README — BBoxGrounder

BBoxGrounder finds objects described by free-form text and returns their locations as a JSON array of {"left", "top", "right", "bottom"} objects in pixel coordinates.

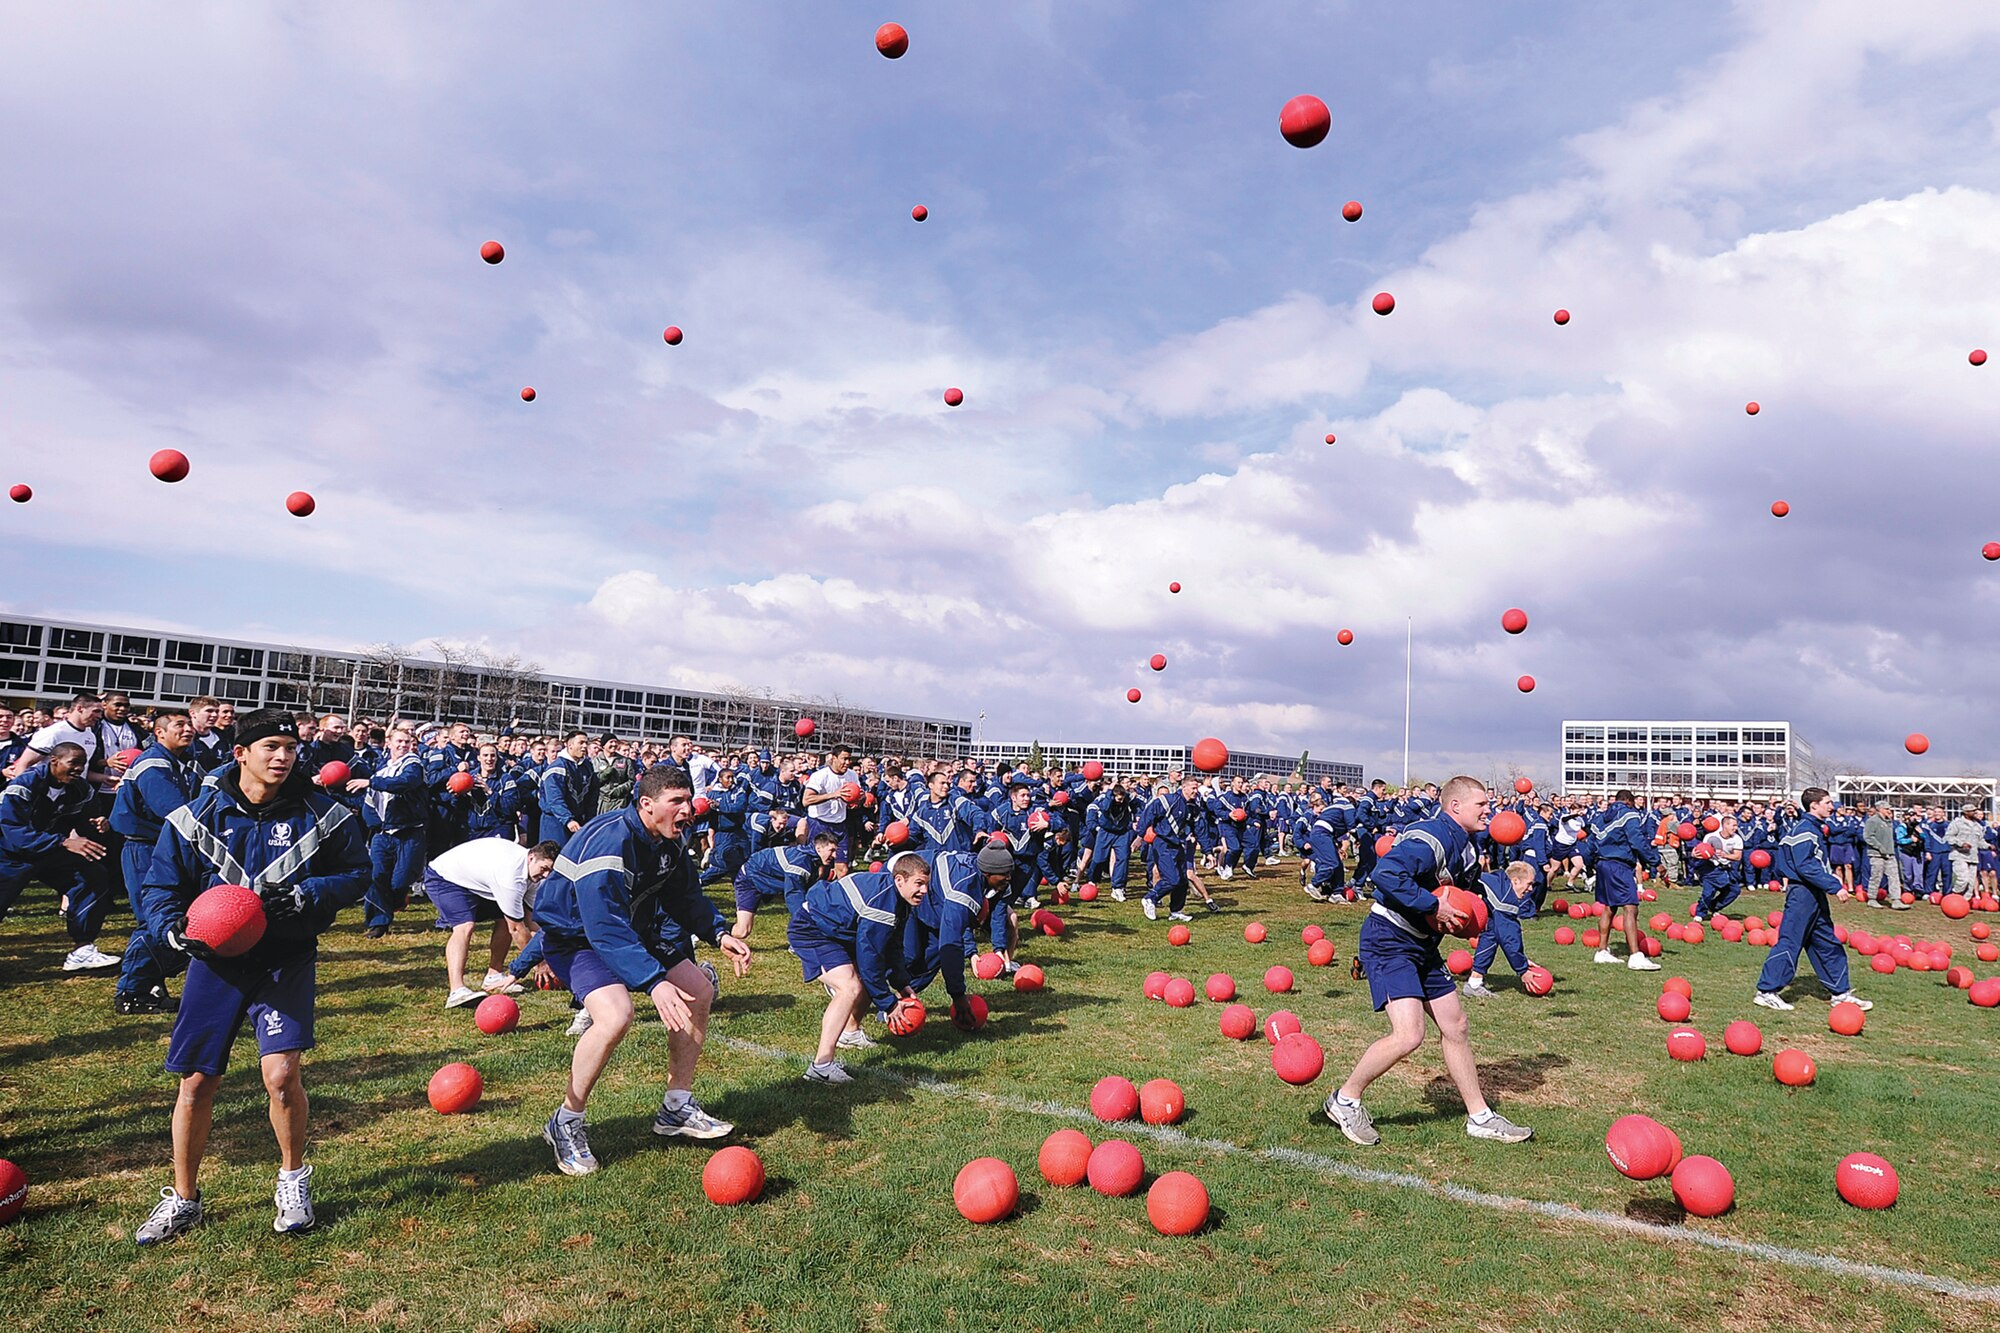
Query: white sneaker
[
  {"left": 1001, "top": 960, "right": 1021, "bottom": 976},
  {"left": 1111, "top": 887, "right": 1125, "bottom": 902},
  {"left": 1168, "top": 912, "right": 1193, "bottom": 923},
  {"left": 63, "top": 943, "right": 123, "bottom": 971},
  {"left": 1463, "top": 980, "right": 1496, "bottom": 998},
  {"left": 1626, "top": 955, "right": 1661, "bottom": 972},
  {"left": 445, "top": 987, "right": 483, "bottom": 1009},
  {"left": 1592, "top": 949, "right": 1619, "bottom": 965},
  {"left": 1142, "top": 898, "right": 1157, "bottom": 920},
  {"left": 805, "top": 1060, "right": 854, "bottom": 1085},
  {"left": 1219, "top": 866, "right": 1233, "bottom": 881},
  {"left": 135, "top": 1188, "right": 203, "bottom": 1245},
  {"left": 1753, "top": 991, "right": 1794, "bottom": 1011},
  {"left": 836, "top": 1027, "right": 878, "bottom": 1050},
  {"left": 565, "top": 1009, "right": 594, "bottom": 1036},
  {"left": 1466, "top": 1110, "right": 1533, "bottom": 1143},
  {"left": 482, "top": 970, "right": 526, "bottom": 995},
  {"left": 1829, "top": 991, "right": 1874, "bottom": 1012},
  {"left": 273, "top": 1166, "right": 315, "bottom": 1234}
]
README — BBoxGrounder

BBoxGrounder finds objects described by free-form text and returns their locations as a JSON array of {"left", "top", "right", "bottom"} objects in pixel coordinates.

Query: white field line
[{"left": 717, "top": 1036, "right": 2000, "bottom": 1305}]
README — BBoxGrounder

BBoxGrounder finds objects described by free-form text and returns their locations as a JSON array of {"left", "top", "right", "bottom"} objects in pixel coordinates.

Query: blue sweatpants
[
  {"left": 1088, "top": 833, "right": 1130, "bottom": 890},
  {"left": 115, "top": 841, "right": 186, "bottom": 998},
  {"left": 1472, "top": 910, "right": 1528, "bottom": 975},
  {"left": 1145, "top": 845, "right": 1190, "bottom": 912},
  {"left": 365, "top": 830, "right": 427, "bottom": 929},
  {"left": 1755, "top": 882, "right": 1851, "bottom": 996},
  {"left": 700, "top": 832, "right": 750, "bottom": 887},
  {"left": 1694, "top": 871, "right": 1744, "bottom": 918}
]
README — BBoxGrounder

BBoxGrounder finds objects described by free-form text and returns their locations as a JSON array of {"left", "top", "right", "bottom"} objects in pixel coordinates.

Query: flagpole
[{"left": 1403, "top": 617, "right": 1412, "bottom": 788}]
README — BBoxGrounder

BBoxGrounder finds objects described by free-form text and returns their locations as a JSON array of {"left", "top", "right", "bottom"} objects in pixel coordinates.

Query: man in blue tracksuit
[
  {"left": 111, "top": 710, "right": 205, "bottom": 1013},
  {"left": 990, "top": 780, "right": 1048, "bottom": 912},
  {"left": 789, "top": 851, "right": 932, "bottom": 1084},
  {"left": 1305, "top": 789, "right": 1351, "bottom": 901},
  {"left": 1136, "top": 774, "right": 1207, "bottom": 922},
  {"left": 1324, "top": 776, "right": 1532, "bottom": 1148},
  {"left": 1754, "top": 787, "right": 1874, "bottom": 1013},
  {"left": 729, "top": 832, "right": 836, "bottom": 941},
  {"left": 1208, "top": 778, "right": 1248, "bottom": 879},
  {"left": 130, "top": 708, "right": 371, "bottom": 1245},
  {"left": 464, "top": 743, "right": 530, "bottom": 841},
  {"left": 0, "top": 742, "right": 124, "bottom": 974},
  {"left": 903, "top": 769, "right": 986, "bottom": 867},
  {"left": 699, "top": 765, "right": 755, "bottom": 887},
  {"left": 1692, "top": 814, "right": 1747, "bottom": 920},
  {"left": 1588, "top": 788, "right": 1661, "bottom": 972},
  {"left": 354, "top": 727, "right": 427, "bottom": 938},
  {"left": 531, "top": 765, "right": 752, "bottom": 1176},
  {"left": 1354, "top": 779, "right": 1390, "bottom": 886},
  {"left": 901, "top": 846, "right": 988, "bottom": 1031},
  {"left": 538, "top": 730, "right": 600, "bottom": 846},
  {"left": 1464, "top": 861, "right": 1539, "bottom": 997},
  {"left": 1082, "top": 784, "right": 1135, "bottom": 900}
]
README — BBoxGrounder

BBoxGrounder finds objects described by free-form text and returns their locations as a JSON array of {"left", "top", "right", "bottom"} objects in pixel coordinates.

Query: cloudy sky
[{"left": 3, "top": 2, "right": 1999, "bottom": 778}]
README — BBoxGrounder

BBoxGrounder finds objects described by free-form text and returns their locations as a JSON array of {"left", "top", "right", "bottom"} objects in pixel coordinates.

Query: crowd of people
[{"left": 1, "top": 689, "right": 1988, "bottom": 1242}]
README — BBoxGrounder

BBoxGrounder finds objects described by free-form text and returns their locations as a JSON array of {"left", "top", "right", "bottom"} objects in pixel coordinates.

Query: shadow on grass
[
  {"left": 717, "top": 992, "right": 799, "bottom": 1017},
  {"left": 1418, "top": 1053, "right": 1571, "bottom": 1115},
  {"left": 1626, "top": 1196, "right": 1688, "bottom": 1225}
]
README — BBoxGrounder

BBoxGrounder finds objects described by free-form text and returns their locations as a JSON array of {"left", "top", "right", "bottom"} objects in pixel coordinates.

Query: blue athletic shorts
[
  {"left": 1357, "top": 912, "right": 1453, "bottom": 1011},
  {"left": 732, "top": 872, "right": 781, "bottom": 914},
  {"left": 1595, "top": 859, "right": 1638, "bottom": 908},
  {"left": 806, "top": 819, "right": 850, "bottom": 863},
  {"left": 787, "top": 918, "right": 854, "bottom": 982},
  {"left": 426, "top": 867, "right": 505, "bottom": 928},
  {"left": 165, "top": 953, "right": 317, "bottom": 1076}
]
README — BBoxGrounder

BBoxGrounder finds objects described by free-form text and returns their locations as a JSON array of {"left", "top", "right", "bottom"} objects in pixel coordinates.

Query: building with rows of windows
[
  {"left": 1559, "top": 720, "right": 1809, "bottom": 801},
  {"left": 0, "top": 615, "right": 972, "bottom": 757},
  {"left": 1833, "top": 774, "right": 1997, "bottom": 815},
  {"left": 966, "top": 741, "right": 1362, "bottom": 787}
]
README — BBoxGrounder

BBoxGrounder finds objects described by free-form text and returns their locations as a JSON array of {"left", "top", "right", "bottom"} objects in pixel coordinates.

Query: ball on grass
[
  {"left": 1143, "top": 971, "right": 1170, "bottom": 1000},
  {"left": 1605, "top": 1114, "right": 1676, "bottom": 1180},
  {"left": 1162, "top": 978, "right": 1196, "bottom": 1008},
  {"left": 1263, "top": 965, "right": 1294, "bottom": 994},
  {"left": 0, "top": 1159, "right": 24, "bottom": 1225},
  {"left": 1271, "top": 1032, "right": 1325, "bottom": 1085},
  {"left": 1263, "top": 1010, "right": 1302, "bottom": 1045},
  {"left": 1013, "top": 964, "right": 1044, "bottom": 992},
  {"left": 1667, "top": 1026, "right": 1707, "bottom": 1062},
  {"left": 1723, "top": 1020, "right": 1763, "bottom": 1055},
  {"left": 1167, "top": 924, "right": 1191, "bottom": 947},
  {"left": 1090, "top": 1076, "right": 1139, "bottom": 1122},
  {"left": 1657, "top": 992, "right": 1691, "bottom": 1023},
  {"left": 1243, "top": 922, "right": 1267, "bottom": 944},
  {"left": 1146, "top": 1171, "right": 1211, "bottom": 1236},
  {"left": 1204, "top": 973, "right": 1236, "bottom": 1002},
  {"left": 1835, "top": 1152, "right": 1899, "bottom": 1210},
  {"left": 1671, "top": 1155, "right": 1735, "bottom": 1217},
  {"left": 1307, "top": 939, "right": 1335, "bottom": 967},
  {"left": 474, "top": 994, "right": 519, "bottom": 1035},
  {"left": 953, "top": 1157, "right": 1018, "bottom": 1224},
  {"left": 702, "top": 1145, "right": 765, "bottom": 1205},
  {"left": 1773, "top": 1049, "right": 1816, "bottom": 1087},
  {"left": 427, "top": 1062, "right": 483, "bottom": 1114},
  {"left": 1139, "top": 1078, "right": 1186, "bottom": 1125},
  {"left": 1829, "top": 1001, "right": 1866, "bottom": 1036},
  {"left": 1086, "top": 1140, "right": 1144, "bottom": 1197},
  {"left": 1219, "top": 1003, "right": 1256, "bottom": 1040},
  {"left": 1522, "top": 965, "right": 1554, "bottom": 995},
  {"left": 1039, "top": 1129, "right": 1093, "bottom": 1187}
]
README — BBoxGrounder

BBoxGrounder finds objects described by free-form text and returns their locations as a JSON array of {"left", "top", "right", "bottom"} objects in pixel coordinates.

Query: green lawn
[{"left": 4, "top": 865, "right": 1999, "bottom": 1332}]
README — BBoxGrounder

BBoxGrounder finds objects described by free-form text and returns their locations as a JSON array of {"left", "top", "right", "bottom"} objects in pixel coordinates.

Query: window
[
  {"left": 0, "top": 622, "right": 41, "bottom": 652},
  {"left": 1696, "top": 728, "right": 1739, "bottom": 744},
  {"left": 104, "top": 668, "right": 156, "bottom": 695},
  {"left": 582, "top": 711, "right": 610, "bottom": 729},
  {"left": 1654, "top": 728, "right": 1691, "bottom": 742},
  {"left": 47, "top": 628, "right": 104, "bottom": 660},
  {"left": 1744, "top": 729, "right": 1786, "bottom": 746},
  {"left": 615, "top": 690, "right": 642, "bottom": 706},
  {"left": 165, "top": 640, "right": 214, "bottom": 668},
  {"left": 161, "top": 672, "right": 210, "bottom": 698},
  {"left": 584, "top": 687, "right": 612, "bottom": 704},
  {"left": 219, "top": 678, "right": 261, "bottom": 703},
  {"left": 215, "top": 646, "right": 263, "bottom": 673},
  {"left": 42, "top": 662, "right": 100, "bottom": 690},
  {"left": 0, "top": 660, "right": 32, "bottom": 684},
  {"left": 107, "top": 634, "right": 159, "bottom": 663},
  {"left": 1609, "top": 728, "right": 1647, "bottom": 743}
]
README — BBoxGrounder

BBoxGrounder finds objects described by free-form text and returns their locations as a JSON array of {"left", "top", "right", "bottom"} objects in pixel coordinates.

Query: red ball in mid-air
[
  {"left": 1150, "top": 653, "right": 1167, "bottom": 671},
  {"left": 1341, "top": 200, "right": 1363, "bottom": 222},
  {"left": 186, "top": 884, "right": 267, "bottom": 958},
  {"left": 702, "top": 1145, "right": 765, "bottom": 1205},
  {"left": 1324, "top": 432, "right": 1337, "bottom": 444},
  {"left": 286, "top": 491, "right": 316, "bottom": 517},
  {"left": 1501, "top": 607, "right": 1528, "bottom": 634},
  {"left": 1769, "top": 500, "right": 1788, "bottom": 518},
  {"left": 1126, "top": 686, "right": 1142, "bottom": 704},
  {"left": 662, "top": 326, "right": 684, "bottom": 345},
  {"left": 474, "top": 994, "right": 519, "bottom": 1035},
  {"left": 1516, "top": 675, "right": 1536, "bottom": 693},
  {"left": 427, "top": 1062, "right": 483, "bottom": 1114},
  {"left": 1984, "top": 542, "right": 2000, "bottom": 561},
  {"left": 1337, "top": 628, "right": 1354, "bottom": 645},
  {"left": 1835, "top": 1152, "right": 1899, "bottom": 1209},
  {"left": 1371, "top": 292, "right": 1395, "bottom": 316},
  {"left": 150, "top": 449, "right": 190, "bottom": 483},
  {"left": 874, "top": 22, "right": 909, "bottom": 58},
  {"left": 943, "top": 387, "right": 964, "bottom": 407},
  {"left": 1279, "top": 94, "right": 1331, "bottom": 148},
  {"left": 1745, "top": 401, "right": 1760, "bottom": 415},
  {"left": 953, "top": 1157, "right": 1018, "bottom": 1223},
  {"left": 1905, "top": 733, "right": 1929, "bottom": 755},
  {"left": 520, "top": 387, "right": 536, "bottom": 402},
  {"left": 7, "top": 484, "right": 29, "bottom": 503},
  {"left": 1514, "top": 777, "right": 1534, "bottom": 794},
  {"left": 911, "top": 205, "right": 928, "bottom": 222},
  {"left": 1971, "top": 349, "right": 1988, "bottom": 366},
  {"left": 1039, "top": 1129, "right": 1093, "bottom": 1186},
  {"left": 1168, "top": 581, "right": 1181, "bottom": 593},
  {"left": 1146, "top": 1171, "right": 1210, "bottom": 1236},
  {"left": 480, "top": 240, "right": 504, "bottom": 264},
  {"left": 1553, "top": 309, "right": 1570, "bottom": 325},
  {"left": 1671, "top": 1155, "right": 1735, "bottom": 1217},
  {"left": 1489, "top": 811, "right": 1526, "bottom": 846},
  {"left": 1190, "top": 737, "right": 1228, "bottom": 772}
]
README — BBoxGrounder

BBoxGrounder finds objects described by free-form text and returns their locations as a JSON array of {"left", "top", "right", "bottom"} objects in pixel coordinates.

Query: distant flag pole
[{"left": 1403, "top": 618, "right": 1413, "bottom": 788}]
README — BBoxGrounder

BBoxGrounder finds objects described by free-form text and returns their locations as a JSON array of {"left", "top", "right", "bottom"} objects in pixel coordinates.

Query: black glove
[
  {"left": 163, "top": 915, "right": 218, "bottom": 961},
  {"left": 258, "top": 881, "right": 307, "bottom": 924}
]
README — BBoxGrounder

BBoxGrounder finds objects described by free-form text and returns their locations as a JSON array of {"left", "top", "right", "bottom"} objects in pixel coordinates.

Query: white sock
[
  {"left": 278, "top": 1165, "right": 310, "bottom": 1183},
  {"left": 661, "top": 1089, "right": 692, "bottom": 1110},
  {"left": 1334, "top": 1092, "right": 1359, "bottom": 1107},
  {"left": 555, "top": 1105, "right": 585, "bottom": 1126},
  {"left": 1469, "top": 1108, "right": 1497, "bottom": 1124}
]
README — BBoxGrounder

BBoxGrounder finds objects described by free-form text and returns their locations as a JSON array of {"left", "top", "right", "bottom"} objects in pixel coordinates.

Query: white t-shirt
[
  {"left": 688, "top": 751, "right": 718, "bottom": 792},
  {"left": 806, "top": 765, "right": 852, "bottom": 822},
  {"left": 1707, "top": 832, "right": 1744, "bottom": 863},
  {"left": 29, "top": 720, "right": 98, "bottom": 765},
  {"left": 428, "top": 837, "right": 536, "bottom": 919}
]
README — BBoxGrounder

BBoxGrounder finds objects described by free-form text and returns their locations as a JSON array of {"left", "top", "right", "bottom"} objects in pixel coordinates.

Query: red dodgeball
[
  {"left": 1146, "top": 1171, "right": 1210, "bottom": 1236},
  {"left": 943, "top": 387, "right": 964, "bottom": 407},
  {"left": 1489, "top": 811, "right": 1526, "bottom": 846},
  {"left": 1770, "top": 500, "right": 1788, "bottom": 517},
  {"left": 874, "top": 22, "right": 909, "bottom": 58},
  {"left": 1162, "top": 978, "right": 1195, "bottom": 1007},
  {"left": 7, "top": 484, "right": 29, "bottom": 503},
  {"left": 1307, "top": 939, "right": 1335, "bottom": 967},
  {"left": 447, "top": 771, "right": 475, "bottom": 795},
  {"left": 1985, "top": 542, "right": 2000, "bottom": 561},
  {"left": 1271, "top": 1031, "right": 1325, "bottom": 1085},
  {"left": 1143, "top": 971, "right": 1170, "bottom": 1001},
  {"left": 1829, "top": 1002, "right": 1866, "bottom": 1036},
  {"left": 1090, "top": 1075, "right": 1139, "bottom": 1122},
  {"left": 1605, "top": 1114, "right": 1676, "bottom": 1180},
  {"left": 663, "top": 326, "right": 684, "bottom": 345},
  {"left": 973, "top": 952, "right": 1004, "bottom": 980},
  {"left": 1445, "top": 949, "right": 1473, "bottom": 975},
  {"left": 1501, "top": 607, "right": 1528, "bottom": 634},
  {"left": 1219, "top": 1003, "right": 1256, "bottom": 1039},
  {"left": 886, "top": 998, "right": 927, "bottom": 1036},
  {"left": 794, "top": 716, "right": 816, "bottom": 738},
  {"left": 315, "top": 761, "right": 351, "bottom": 788},
  {"left": 1371, "top": 292, "right": 1395, "bottom": 316},
  {"left": 1671, "top": 1155, "right": 1735, "bottom": 1217},
  {"left": 1243, "top": 921, "right": 1267, "bottom": 943},
  {"left": 1723, "top": 1020, "right": 1762, "bottom": 1055},
  {"left": 149, "top": 449, "right": 190, "bottom": 483},
  {"left": 1657, "top": 991, "right": 1691, "bottom": 1023},
  {"left": 1204, "top": 973, "right": 1236, "bottom": 1002},
  {"left": 953, "top": 1157, "right": 1018, "bottom": 1224},
  {"left": 1038, "top": 1129, "right": 1092, "bottom": 1187},
  {"left": 951, "top": 993, "right": 989, "bottom": 1031},
  {"left": 0, "top": 1159, "right": 23, "bottom": 1225},
  {"left": 1667, "top": 1026, "right": 1707, "bottom": 1061},
  {"left": 702, "top": 1145, "right": 765, "bottom": 1205},
  {"left": 1341, "top": 200, "right": 1363, "bottom": 222},
  {"left": 1970, "top": 977, "right": 2000, "bottom": 1007},
  {"left": 1081, "top": 760, "right": 1104, "bottom": 780},
  {"left": 1139, "top": 1078, "right": 1186, "bottom": 1125},
  {"left": 1167, "top": 924, "right": 1192, "bottom": 948},
  {"left": 1516, "top": 675, "right": 1536, "bottom": 693},
  {"left": 1263, "top": 1010, "right": 1302, "bottom": 1044},
  {"left": 1337, "top": 628, "right": 1354, "bottom": 645},
  {"left": 1279, "top": 95, "right": 1331, "bottom": 148},
  {"left": 1905, "top": 733, "right": 1929, "bottom": 755},
  {"left": 1168, "top": 581, "right": 1181, "bottom": 593},
  {"left": 1127, "top": 688, "right": 1142, "bottom": 703},
  {"left": 1553, "top": 309, "right": 1570, "bottom": 325},
  {"left": 1431, "top": 885, "right": 1489, "bottom": 938},
  {"left": 480, "top": 240, "right": 504, "bottom": 264},
  {"left": 1522, "top": 965, "right": 1554, "bottom": 995},
  {"left": 1746, "top": 401, "right": 1760, "bottom": 415},
  {"left": 286, "top": 491, "right": 316, "bottom": 517},
  {"left": 1971, "top": 349, "right": 1988, "bottom": 366},
  {"left": 1150, "top": 653, "right": 1167, "bottom": 671},
  {"left": 185, "top": 884, "right": 267, "bottom": 958},
  {"left": 427, "top": 1062, "right": 483, "bottom": 1114},
  {"left": 911, "top": 205, "right": 928, "bottom": 222},
  {"left": 1190, "top": 737, "right": 1229, "bottom": 772},
  {"left": 1836, "top": 1152, "right": 1898, "bottom": 1209},
  {"left": 1012, "top": 964, "right": 1044, "bottom": 991},
  {"left": 520, "top": 386, "right": 536, "bottom": 402},
  {"left": 883, "top": 820, "right": 910, "bottom": 847},
  {"left": 1325, "top": 433, "right": 1337, "bottom": 444},
  {"left": 474, "top": 994, "right": 519, "bottom": 1035},
  {"left": 1515, "top": 777, "right": 1534, "bottom": 794},
  {"left": 1773, "top": 1049, "right": 1816, "bottom": 1087},
  {"left": 1263, "top": 965, "right": 1294, "bottom": 994},
  {"left": 1086, "top": 1140, "right": 1144, "bottom": 1197},
  {"left": 841, "top": 781, "right": 864, "bottom": 803},
  {"left": 1553, "top": 926, "right": 1576, "bottom": 945},
  {"left": 1749, "top": 848, "right": 1771, "bottom": 869}
]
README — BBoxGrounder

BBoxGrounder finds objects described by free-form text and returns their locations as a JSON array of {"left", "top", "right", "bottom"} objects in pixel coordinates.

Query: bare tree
[
  {"left": 358, "top": 642, "right": 411, "bottom": 725},
  {"left": 472, "top": 649, "right": 548, "bottom": 734}
]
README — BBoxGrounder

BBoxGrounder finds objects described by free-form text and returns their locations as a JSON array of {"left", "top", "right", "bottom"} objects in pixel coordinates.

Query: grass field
[{"left": 5, "top": 863, "right": 2000, "bottom": 1332}]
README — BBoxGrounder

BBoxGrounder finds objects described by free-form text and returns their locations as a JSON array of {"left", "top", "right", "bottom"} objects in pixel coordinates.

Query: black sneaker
[
  {"left": 1203, "top": 899, "right": 1222, "bottom": 914},
  {"left": 115, "top": 985, "right": 178, "bottom": 1015}
]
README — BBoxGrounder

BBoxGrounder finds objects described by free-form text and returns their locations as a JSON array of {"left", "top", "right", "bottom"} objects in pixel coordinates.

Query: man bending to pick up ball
[
  {"left": 132, "top": 709, "right": 371, "bottom": 1243},
  {"left": 531, "top": 765, "right": 752, "bottom": 1176},
  {"left": 789, "top": 850, "right": 932, "bottom": 1084},
  {"left": 1325, "top": 775, "right": 1532, "bottom": 1147}
]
